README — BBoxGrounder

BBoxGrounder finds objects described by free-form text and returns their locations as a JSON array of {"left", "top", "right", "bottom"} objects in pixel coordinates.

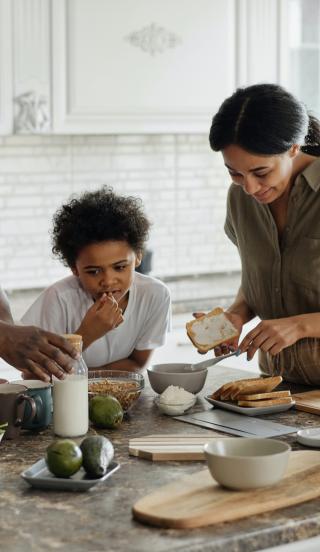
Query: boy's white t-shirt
[{"left": 21, "top": 272, "right": 171, "bottom": 368}]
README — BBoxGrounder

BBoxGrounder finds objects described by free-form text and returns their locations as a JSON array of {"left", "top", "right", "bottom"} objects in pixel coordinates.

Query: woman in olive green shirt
[{"left": 209, "top": 83, "right": 320, "bottom": 384}]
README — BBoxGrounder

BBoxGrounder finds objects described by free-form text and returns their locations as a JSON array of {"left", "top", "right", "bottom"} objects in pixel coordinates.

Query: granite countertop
[{"left": 1, "top": 366, "right": 320, "bottom": 552}]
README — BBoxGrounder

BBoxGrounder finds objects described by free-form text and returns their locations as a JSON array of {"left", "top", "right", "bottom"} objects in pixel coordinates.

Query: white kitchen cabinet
[
  {"left": 51, "top": 0, "right": 236, "bottom": 134},
  {"left": 0, "top": 0, "right": 13, "bottom": 134},
  {"left": 0, "top": 0, "right": 308, "bottom": 135}
]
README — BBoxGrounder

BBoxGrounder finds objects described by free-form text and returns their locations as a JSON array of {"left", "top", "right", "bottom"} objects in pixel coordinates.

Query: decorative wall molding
[
  {"left": 125, "top": 23, "right": 181, "bottom": 56},
  {"left": 14, "top": 91, "right": 50, "bottom": 133}
]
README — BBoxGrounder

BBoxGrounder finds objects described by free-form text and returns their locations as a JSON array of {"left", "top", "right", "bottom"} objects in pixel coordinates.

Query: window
[{"left": 286, "top": 0, "right": 320, "bottom": 115}]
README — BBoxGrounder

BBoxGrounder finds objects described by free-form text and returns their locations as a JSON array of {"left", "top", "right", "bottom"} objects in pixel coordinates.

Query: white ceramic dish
[
  {"left": 204, "top": 437, "right": 291, "bottom": 490},
  {"left": 205, "top": 396, "right": 295, "bottom": 416},
  {"left": 154, "top": 396, "right": 196, "bottom": 416},
  {"left": 147, "top": 364, "right": 207, "bottom": 394},
  {"left": 296, "top": 428, "right": 320, "bottom": 448}
]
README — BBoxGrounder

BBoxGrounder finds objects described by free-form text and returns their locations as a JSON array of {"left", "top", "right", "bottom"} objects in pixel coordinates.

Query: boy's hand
[{"left": 76, "top": 293, "right": 124, "bottom": 348}]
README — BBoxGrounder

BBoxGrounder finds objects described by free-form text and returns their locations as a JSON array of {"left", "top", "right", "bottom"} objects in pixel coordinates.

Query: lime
[
  {"left": 46, "top": 439, "right": 82, "bottom": 478},
  {"left": 89, "top": 395, "right": 123, "bottom": 429}
]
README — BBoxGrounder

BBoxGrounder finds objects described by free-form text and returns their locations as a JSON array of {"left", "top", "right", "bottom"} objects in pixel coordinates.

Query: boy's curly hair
[{"left": 51, "top": 187, "right": 151, "bottom": 268}]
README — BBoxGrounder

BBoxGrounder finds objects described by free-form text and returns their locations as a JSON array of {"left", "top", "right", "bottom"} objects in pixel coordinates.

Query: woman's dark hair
[
  {"left": 209, "top": 83, "right": 320, "bottom": 156},
  {"left": 51, "top": 187, "right": 150, "bottom": 267}
]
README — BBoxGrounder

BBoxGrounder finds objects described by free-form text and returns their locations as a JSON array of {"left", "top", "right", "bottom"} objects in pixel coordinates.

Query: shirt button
[{"left": 275, "top": 288, "right": 280, "bottom": 293}]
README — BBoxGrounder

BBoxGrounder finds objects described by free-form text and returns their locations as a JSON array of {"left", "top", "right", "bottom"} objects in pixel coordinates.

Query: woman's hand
[
  {"left": 77, "top": 293, "right": 124, "bottom": 349},
  {"left": 0, "top": 322, "right": 78, "bottom": 382},
  {"left": 239, "top": 317, "right": 302, "bottom": 360},
  {"left": 192, "top": 311, "right": 244, "bottom": 356}
]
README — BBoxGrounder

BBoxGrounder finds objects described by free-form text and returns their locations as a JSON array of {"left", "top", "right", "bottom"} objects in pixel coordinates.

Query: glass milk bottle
[{"left": 52, "top": 334, "right": 88, "bottom": 437}]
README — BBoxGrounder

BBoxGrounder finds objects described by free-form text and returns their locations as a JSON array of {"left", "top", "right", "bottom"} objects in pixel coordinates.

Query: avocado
[
  {"left": 46, "top": 439, "right": 83, "bottom": 478},
  {"left": 80, "top": 435, "right": 114, "bottom": 477},
  {"left": 89, "top": 394, "right": 123, "bottom": 429}
]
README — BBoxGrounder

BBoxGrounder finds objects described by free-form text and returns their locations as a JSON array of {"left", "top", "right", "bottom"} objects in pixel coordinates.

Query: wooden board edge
[
  {"left": 294, "top": 404, "right": 320, "bottom": 415},
  {"left": 132, "top": 464, "right": 320, "bottom": 529},
  {"left": 129, "top": 446, "right": 204, "bottom": 461}
]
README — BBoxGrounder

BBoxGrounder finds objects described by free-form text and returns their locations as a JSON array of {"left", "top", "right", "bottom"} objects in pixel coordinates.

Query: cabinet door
[
  {"left": 0, "top": 0, "right": 12, "bottom": 135},
  {"left": 52, "top": 0, "right": 236, "bottom": 134}
]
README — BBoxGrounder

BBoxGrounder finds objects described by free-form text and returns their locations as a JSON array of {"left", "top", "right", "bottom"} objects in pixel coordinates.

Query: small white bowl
[
  {"left": 204, "top": 438, "right": 291, "bottom": 490},
  {"left": 155, "top": 396, "right": 196, "bottom": 416},
  {"left": 297, "top": 428, "right": 320, "bottom": 448}
]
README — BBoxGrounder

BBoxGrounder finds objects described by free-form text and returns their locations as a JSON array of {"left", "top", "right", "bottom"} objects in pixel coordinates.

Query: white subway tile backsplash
[{"left": 0, "top": 134, "right": 240, "bottom": 291}]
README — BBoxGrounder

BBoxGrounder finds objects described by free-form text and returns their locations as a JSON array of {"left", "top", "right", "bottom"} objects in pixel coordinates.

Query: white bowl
[
  {"left": 297, "top": 428, "right": 320, "bottom": 448},
  {"left": 204, "top": 438, "right": 291, "bottom": 490},
  {"left": 155, "top": 396, "right": 196, "bottom": 416},
  {"left": 147, "top": 363, "right": 207, "bottom": 394}
]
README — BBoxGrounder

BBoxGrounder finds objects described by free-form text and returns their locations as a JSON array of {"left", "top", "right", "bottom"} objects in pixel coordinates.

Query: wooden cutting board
[
  {"left": 129, "top": 434, "right": 224, "bottom": 461},
  {"left": 133, "top": 451, "right": 320, "bottom": 529},
  {"left": 293, "top": 390, "right": 320, "bottom": 415}
]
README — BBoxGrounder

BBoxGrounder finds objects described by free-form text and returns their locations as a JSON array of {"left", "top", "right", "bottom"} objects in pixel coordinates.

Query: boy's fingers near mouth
[
  {"left": 107, "top": 292, "right": 118, "bottom": 305},
  {"left": 94, "top": 293, "right": 109, "bottom": 311}
]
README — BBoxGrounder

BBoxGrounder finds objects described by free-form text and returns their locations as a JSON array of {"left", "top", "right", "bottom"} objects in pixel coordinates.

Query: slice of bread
[
  {"left": 229, "top": 376, "right": 283, "bottom": 400},
  {"left": 210, "top": 376, "right": 283, "bottom": 401},
  {"left": 237, "top": 390, "right": 291, "bottom": 401},
  {"left": 211, "top": 378, "right": 261, "bottom": 400},
  {"left": 186, "top": 307, "right": 239, "bottom": 354},
  {"left": 238, "top": 397, "right": 293, "bottom": 407}
]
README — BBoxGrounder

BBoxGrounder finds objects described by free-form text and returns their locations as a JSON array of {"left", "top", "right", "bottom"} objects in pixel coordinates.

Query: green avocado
[
  {"left": 89, "top": 394, "right": 123, "bottom": 429},
  {"left": 80, "top": 435, "right": 114, "bottom": 477},
  {"left": 46, "top": 439, "right": 83, "bottom": 478}
]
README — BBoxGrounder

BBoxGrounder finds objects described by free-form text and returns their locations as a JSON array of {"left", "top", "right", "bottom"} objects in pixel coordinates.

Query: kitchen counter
[{"left": 1, "top": 366, "right": 320, "bottom": 552}]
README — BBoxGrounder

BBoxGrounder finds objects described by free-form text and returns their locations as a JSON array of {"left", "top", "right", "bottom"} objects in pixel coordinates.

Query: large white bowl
[
  {"left": 147, "top": 363, "right": 207, "bottom": 394},
  {"left": 204, "top": 438, "right": 291, "bottom": 490}
]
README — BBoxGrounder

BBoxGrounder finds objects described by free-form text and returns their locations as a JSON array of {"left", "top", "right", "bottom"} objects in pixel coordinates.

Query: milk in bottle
[{"left": 53, "top": 334, "right": 88, "bottom": 437}]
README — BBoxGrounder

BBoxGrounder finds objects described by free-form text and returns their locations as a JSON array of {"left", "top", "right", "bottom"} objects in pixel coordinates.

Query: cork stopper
[{"left": 63, "top": 333, "right": 83, "bottom": 353}]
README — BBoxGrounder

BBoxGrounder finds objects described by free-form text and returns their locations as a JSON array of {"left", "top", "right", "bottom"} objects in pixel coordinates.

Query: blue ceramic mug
[{"left": 11, "top": 380, "right": 52, "bottom": 430}]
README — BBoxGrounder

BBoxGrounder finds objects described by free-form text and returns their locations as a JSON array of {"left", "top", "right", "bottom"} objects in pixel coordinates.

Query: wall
[{"left": 0, "top": 133, "right": 240, "bottom": 293}]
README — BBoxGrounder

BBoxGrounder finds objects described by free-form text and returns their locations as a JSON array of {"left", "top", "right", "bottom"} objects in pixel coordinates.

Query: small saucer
[{"left": 297, "top": 428, "right": 320, "bottom": 448}]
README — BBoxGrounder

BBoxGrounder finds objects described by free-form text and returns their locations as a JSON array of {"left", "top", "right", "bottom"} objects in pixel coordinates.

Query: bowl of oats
[{"left": 88, "top": 370, "right": 144, "bottom": 412}]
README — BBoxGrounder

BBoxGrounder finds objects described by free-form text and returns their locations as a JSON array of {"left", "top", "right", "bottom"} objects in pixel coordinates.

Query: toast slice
[
  {"left": 238, "top": 397, "right": 293, "bottom": 408},
  {"left": 186, "top": 307, "right": 239, "bottom": 354},
  {"left": 229, "top": 376, "right": 283, "bottom": 400},
  {"left": 237, "top": 390, "right": 291, "bottom": 401},
  {"left": 211, "top": 378, "right": 255, "bottom": 400},
  {"left": 211, "top": 376, "right": 283, "bottom": 401}
]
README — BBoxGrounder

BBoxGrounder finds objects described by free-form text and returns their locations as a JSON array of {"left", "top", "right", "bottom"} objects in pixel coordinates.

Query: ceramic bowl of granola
[{"left": 88, "top": 370, "right": 144, "bottom": 412}]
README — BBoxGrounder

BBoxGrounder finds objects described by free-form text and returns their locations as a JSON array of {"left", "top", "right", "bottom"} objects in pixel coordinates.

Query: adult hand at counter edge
[{"left": 0, "top": 322, "right": 79, "bottom": 382}]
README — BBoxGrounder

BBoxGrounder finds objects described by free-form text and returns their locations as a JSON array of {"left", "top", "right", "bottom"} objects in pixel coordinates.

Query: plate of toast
[{"left": 205, "top": 375, "right": 295, "bottom": 416}]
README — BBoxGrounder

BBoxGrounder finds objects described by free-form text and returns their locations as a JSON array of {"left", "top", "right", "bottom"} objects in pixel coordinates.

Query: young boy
[{"left": 21, "top": 187, "right": 171, "bottom": 372}]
